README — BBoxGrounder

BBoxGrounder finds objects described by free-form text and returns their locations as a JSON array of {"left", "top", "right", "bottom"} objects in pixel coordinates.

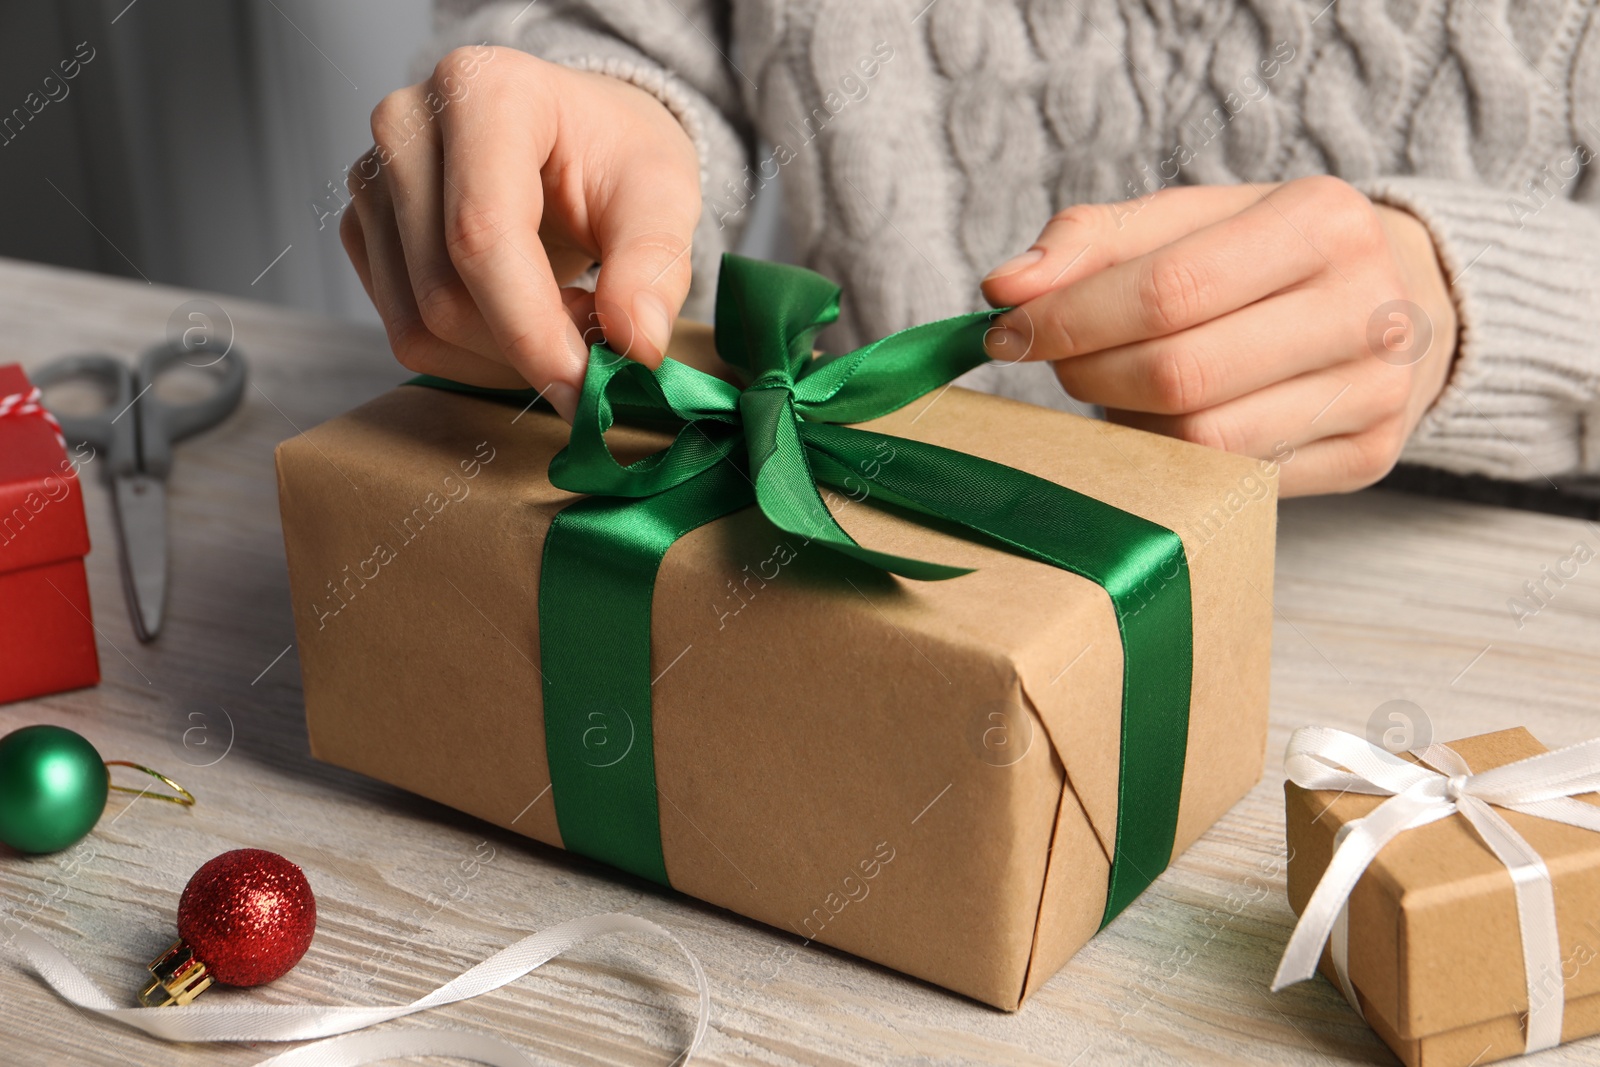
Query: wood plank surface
[{"left": 2, "top": 255, "right": 1599, "bottom": 1065}]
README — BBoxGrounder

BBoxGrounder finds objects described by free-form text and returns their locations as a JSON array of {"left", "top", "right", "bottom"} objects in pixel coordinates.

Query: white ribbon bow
[
  {"left": 1271, "top": 726, "right": 1600, "bottom": 1054},
  {"left": 15, "top": 911, "right": 709, "bottom": 1066},
  {"left": 0, "top": 383, "right": 66, "bottom": 449}
]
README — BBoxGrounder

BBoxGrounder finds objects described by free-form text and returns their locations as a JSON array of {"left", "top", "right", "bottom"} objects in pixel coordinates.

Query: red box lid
[{"left": 0, "top": 363, "right": 92, "bottom": 575}]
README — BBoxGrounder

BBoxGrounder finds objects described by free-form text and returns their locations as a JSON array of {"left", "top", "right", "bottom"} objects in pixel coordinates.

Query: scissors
[{"left": 32, "top": 341, "right": 247, "bottom": 642}]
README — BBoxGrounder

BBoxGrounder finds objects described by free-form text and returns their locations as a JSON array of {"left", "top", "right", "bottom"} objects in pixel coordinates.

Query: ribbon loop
[
  {"left": 1274, "top": 726, "right": 1600, "bottom": 1055},
  {"left": 714, "top": 255, "right": 840, "bottom": 378}
]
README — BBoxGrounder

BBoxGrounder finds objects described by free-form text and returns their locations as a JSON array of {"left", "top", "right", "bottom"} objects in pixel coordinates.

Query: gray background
[
  {"left": 0, "top": 1, "right": 788, "bottom": 326},
  {"left": 0, "top": 0, "right": 443, "bottom": 323}
]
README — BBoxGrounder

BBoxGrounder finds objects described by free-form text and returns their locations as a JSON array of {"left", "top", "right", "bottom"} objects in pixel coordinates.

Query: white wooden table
[{"left": 2, "top": 256, "right": 1598, "bottom": 1066}]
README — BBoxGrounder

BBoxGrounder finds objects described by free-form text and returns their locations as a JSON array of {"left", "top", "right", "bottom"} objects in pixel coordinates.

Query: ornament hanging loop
[{"left": 103, "top": 761, "right": 196, "bottom": 807}]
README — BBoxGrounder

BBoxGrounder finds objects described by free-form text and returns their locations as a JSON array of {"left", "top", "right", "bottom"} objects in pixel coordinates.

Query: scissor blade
[{"left": 112, "top": 474, "right": 168, "bottom": 642}]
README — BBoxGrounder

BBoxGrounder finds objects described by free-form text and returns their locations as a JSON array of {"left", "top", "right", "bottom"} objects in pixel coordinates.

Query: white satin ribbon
[
  {"left": 15, "top": 911, "right": 709, "bottom": 1066},
  {"left": 1272, "top": 726, "right": 1600, "bottom": 1054}
]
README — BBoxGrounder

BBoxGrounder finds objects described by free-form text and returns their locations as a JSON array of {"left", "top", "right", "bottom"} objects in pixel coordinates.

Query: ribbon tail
[
  {"left": 1509, "top": 796, "right": 1600, "bottom": 832},
  {"left": 541, "top": 460, "right": 755, "bottom": 885},
  {"left": 1466, "top": 735, "right": 1600, "bottom": 805},
  {"left": 742, "top": 385, "right": 969, "bottom": 581},
  {"left": 1272, "top": 785, "right": 1452, "bottom": 990},
  {"left": 753, "top": 451, "right": 972, "bottom": 580}
]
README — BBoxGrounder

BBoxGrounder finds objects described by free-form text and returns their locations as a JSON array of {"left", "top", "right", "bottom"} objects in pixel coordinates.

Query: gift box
[
  {"left": 0, "top": 364, "right": 99, "bottom": 705},
  {"left": 277, "top": 257, "right": 1278, "bottom": 1009},
  {"left": 1282, "top": 727, "right": 1600, "bottom": 1066}
]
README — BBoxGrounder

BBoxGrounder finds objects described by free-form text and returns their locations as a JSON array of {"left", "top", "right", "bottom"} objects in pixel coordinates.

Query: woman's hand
[
  {"left": 340, "top": 47, "right": 701, "bottom": 420},
  {"left": 980, "top": 177, "right": 1458, "bottom": 496}
]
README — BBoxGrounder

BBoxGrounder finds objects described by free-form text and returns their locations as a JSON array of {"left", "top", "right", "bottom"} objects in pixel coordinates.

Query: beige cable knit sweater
[{"left": 429, "top": 0, "right": 1600, "bottom": 481}]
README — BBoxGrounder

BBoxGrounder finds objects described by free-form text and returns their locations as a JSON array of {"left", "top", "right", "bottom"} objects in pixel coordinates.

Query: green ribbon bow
[{"left": 412, "top": 254, "right": 1193, "bottom": 926}]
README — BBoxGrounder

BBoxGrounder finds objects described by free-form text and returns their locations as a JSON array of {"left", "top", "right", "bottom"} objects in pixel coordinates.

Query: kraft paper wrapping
[
  {"left": 277, "top": 322, "right": 1277, "bottom": 1008},
  {"left": 1286, "top": 728, "right": 1600, "bottom": 1065}
]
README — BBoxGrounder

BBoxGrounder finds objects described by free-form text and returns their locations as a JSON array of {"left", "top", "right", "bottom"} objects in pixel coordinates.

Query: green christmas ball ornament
[
  {"left": 0, "top": 725, "right": 109, "bottom": 853},
  {"left": 0, "top": 725, "right": 196, "bottom": 854}
]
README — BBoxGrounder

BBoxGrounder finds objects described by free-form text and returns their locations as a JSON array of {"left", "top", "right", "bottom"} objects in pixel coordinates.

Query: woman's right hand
[{"left": 340, "top": 46, "right": 702, "bottom": 420}]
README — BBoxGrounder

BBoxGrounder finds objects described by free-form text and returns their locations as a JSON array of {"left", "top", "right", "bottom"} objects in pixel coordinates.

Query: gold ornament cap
[{"left": 138, "top": 938, "right": 213, "bottom": 1007}]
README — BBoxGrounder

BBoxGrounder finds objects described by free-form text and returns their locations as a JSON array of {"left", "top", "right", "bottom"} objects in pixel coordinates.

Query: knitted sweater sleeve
[
  {"left": 1350, "top": 5, "right": 1600, "bottom": 485},
  {"left": 1355, "top": 172, "right": 1600, "bottom": 482},
  {"left": 423, "top": 0, "right": 754, "bottom": 319}
]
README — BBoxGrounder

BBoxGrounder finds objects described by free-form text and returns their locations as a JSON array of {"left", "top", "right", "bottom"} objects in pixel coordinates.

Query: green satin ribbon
[{"left": 409, "top": 254, "right": 1193, "bottom": 925}]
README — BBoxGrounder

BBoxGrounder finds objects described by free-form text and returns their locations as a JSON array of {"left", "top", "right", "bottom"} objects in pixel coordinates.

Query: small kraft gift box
[
  {"left": 0, "top": 364, "right": 99, "bottom": 705},
  {"left": 1278, "top": 725, "right": 1600, "bottom": 1066},
  {"left": 277, "top": 256, "right": 1280, "bottom": 1009}
]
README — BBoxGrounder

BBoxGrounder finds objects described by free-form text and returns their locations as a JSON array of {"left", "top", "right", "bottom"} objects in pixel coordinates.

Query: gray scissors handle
[
  {"left": 28, "top": 354, "right": 138, "bottom": 477},
  {"left": 134, "top": 342, "right": 248, "bottom": 478}
]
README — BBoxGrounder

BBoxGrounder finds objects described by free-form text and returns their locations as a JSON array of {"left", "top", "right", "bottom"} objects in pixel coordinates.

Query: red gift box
[{"left": 0, "top": 364, "right": 99, "bottom": 704}]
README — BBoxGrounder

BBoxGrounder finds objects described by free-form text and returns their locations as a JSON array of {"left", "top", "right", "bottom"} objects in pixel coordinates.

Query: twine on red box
[{"left": 0, "top": 384, "right": 67, "bottom": 450}]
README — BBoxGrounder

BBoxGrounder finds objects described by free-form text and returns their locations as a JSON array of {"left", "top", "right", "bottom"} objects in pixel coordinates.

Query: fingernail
[
  {"left": 983, "top": 247, "right": 1044, "bottom": 282},
  {"left": 544, "top": 381, "right": 579, "bottom": 423},
  {"left": 985, "top": 326, "right": 1031, "bottom": 363},
  {"left": 633, "top": 291, "right": 673, "bottom": 356}
]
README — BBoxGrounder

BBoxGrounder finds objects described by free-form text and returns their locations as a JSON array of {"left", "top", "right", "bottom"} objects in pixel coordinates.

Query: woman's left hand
[{"left": 980, "top": 177, "right": 1458, "bottom": 497}]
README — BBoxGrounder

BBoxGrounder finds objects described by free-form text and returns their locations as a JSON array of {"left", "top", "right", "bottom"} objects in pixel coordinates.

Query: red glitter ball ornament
[{"left": 176, "top": 848, "right": 316, "bottom": 987}]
